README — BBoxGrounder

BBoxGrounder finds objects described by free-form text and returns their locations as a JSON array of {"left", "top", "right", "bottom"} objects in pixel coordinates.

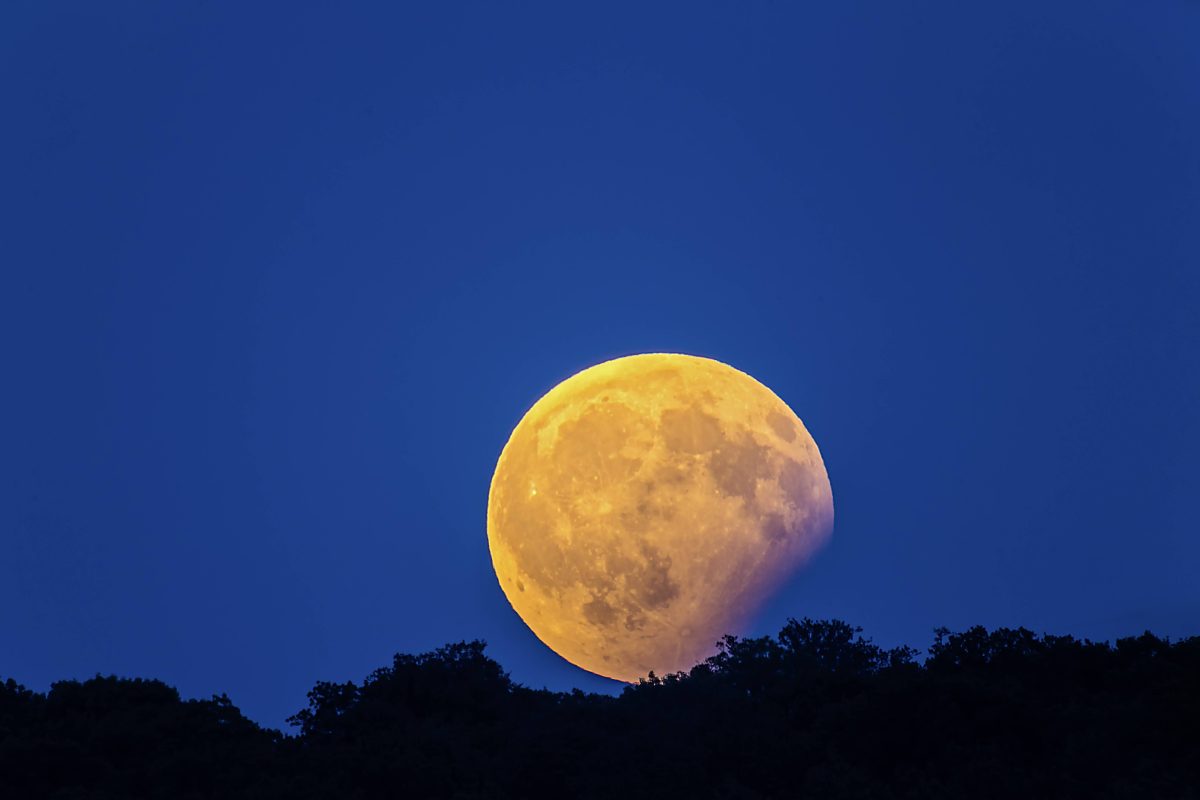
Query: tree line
[{"left": 3, "top": 619, "right": 1198, "bottom": 798}]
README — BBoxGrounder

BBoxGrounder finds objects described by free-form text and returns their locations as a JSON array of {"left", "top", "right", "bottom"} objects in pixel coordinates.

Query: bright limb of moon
[{"left": 487, "top": 353, "right": 833, "bottom": 681}]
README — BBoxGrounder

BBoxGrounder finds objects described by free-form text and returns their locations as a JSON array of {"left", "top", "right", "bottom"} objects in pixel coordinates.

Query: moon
[{"left": 487, "top": 353, "right": 833, "bottom": 681}]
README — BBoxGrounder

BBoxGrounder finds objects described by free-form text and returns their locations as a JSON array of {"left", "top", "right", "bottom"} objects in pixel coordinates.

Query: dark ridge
[{"left": 3, "top": 620, "right": 1198, "bottom": 799}]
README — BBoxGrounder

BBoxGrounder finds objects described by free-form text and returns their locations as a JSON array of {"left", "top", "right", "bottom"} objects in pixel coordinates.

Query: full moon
[{"left": 487, "top": 353, "right": 833, "bottom": 681}]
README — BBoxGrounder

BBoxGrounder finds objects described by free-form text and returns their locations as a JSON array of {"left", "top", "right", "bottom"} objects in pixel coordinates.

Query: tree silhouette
[{"left": 2, "top": 621, "right": 1198, "bottom": 798}]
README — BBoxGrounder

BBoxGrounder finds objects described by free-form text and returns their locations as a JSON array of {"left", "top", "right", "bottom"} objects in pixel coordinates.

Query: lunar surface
[{"left": 487, "top": 353, "right": 833, "bottom": 681}]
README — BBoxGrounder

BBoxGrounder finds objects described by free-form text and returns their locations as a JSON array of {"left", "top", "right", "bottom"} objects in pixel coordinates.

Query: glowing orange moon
[{"left": 487, "top": 353, "right": 833, "bottom": 681}]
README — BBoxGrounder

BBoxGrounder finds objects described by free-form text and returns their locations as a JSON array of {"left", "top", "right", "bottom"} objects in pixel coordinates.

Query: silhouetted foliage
[
  {"left": 3, "top": 620, "right": 1199, "bottom": 798},
  {"left": 0, "top": 675, "right": 276, "bottom": 799}
]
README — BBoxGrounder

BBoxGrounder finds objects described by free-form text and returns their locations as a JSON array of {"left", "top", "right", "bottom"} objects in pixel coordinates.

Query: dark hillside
[{"left": 3, "top": 621, "right": 1198, "bottom": 799}]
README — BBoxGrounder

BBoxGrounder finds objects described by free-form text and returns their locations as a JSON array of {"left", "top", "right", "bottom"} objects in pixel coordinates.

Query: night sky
[{"left": 4, "top": 2, "right": 1198, "bottom": 728}]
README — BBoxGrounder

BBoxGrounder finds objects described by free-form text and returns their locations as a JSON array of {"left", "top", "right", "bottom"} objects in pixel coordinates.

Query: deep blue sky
[{"left": 3, "top": 2, "right": 1198, "bottom": 727}]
